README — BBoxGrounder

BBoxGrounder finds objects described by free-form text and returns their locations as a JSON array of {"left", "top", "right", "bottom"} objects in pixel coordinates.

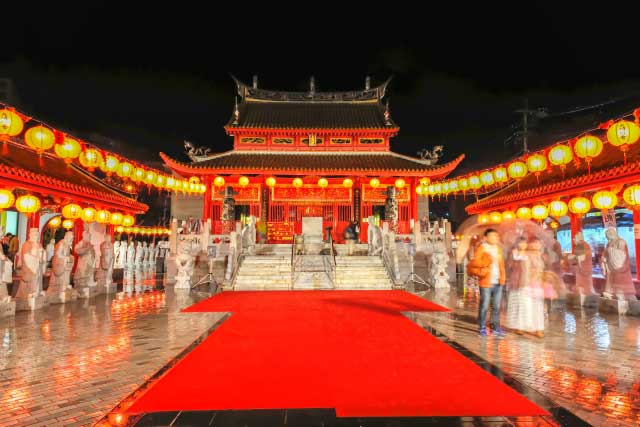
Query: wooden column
[
  {"left": 570, "top": 213, "right": 582, "bottom": 252},
  {"left": 203, "top": 176, "right": 212, "bottom": 222},
  {"left": 634, "top": 210, "right": 640, "bottom": 281}
]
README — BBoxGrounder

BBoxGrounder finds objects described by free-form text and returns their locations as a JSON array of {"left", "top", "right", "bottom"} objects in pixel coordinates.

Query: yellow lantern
[
  {"left": 427, "top": 185, "right": 435, "bottom": 196},
  {"left": 592, "top": 191, "right": 617, "bottom": 210},
  {"left": 468, "top": 175, "right": 481, "bottom": 190},
  {"left": 131, "top": 167, "right": 146, "bottom": 182},
  {"left": 394, "top": 178, "right": 406, "bottom": 189},
  {"left": 442, "top": 182, "right": 450, "bottom": 194},
  {"left": 507, "top": 161, "right": 527, "bottom": 179},
  {"left": 189, "top": 182, "right": 197, "bottom": 193},
  {"left": 449, "top": 180, "right": 459, "bottom": 192},
  {"left": 48, "top": 216, "right": 61, "bottom": 228},
  {"left": 317, "top": 178, "right": 328, "bottom": 188},
  {"left": 239, "top": 176, "right": 250, "bottom": 187},
  {"left": 480, "top": 171, "right": 494, "bottom": 187},
  {"left": 24, "top": 126, "right": 55, "bottom": 154},
  {"left": 493, "top": 167, "right": 508, "bottom": 183},
  {"left": 607, "top": 120, "right": 640, "bottom": 149},
  {"left": 0, "top": 108, "right": 24, "bottom": 136},
  {"left": 266, "top": 176, "right": 277, "bottom": 187},
  {"left": 132, "top": 226, "right": 140, "bottom": 234},
  {"left": 79, "top": 148, "right": 104, "bottom": 172},
  {"left": 199, "top": 184, "right": 207, "bottom": 193},
  {"left": 166, "top": 176, "right": 176, "bottom": 189},
  {"left": 459, "top": 178, "right": 469, "bottom": 191},
  {"left": 434, "top": 183, "right": 442, "bottom": 194},
  {"left": 62, "top": 203, "right": 82, "bottom": 219},
  {"left": 155, "top": 174, "right": 166, "bottom": 188},
  {"left": 526, "top": 154, "right": 547, "bottom": 175},
  {"left": 213, "top": 176, "right": 225, "bottom": 187},
  {"left": 548, "top": 200, "right": 568, "bottom": 217},
  {"left": 531, "top": 205, "right": 548, "bottom": 220},
  {"left": 15, "top": 195, "right": 40, "bottom": 214},
  {"left": 110, "top": 212, "right": 124, "bottom": 226},
  {"left": 623, "top": 185, "right": 640, "bottom": 208},
  {"left": 477, "top": 213, "right": 489, "bottom": 225},
  {"left": 116, "top": 162, "right": 133, "bottom": 178},
  {"left": 548, "top": 144, "right": 573, "bottom": 167},
  {"left": 516, "top": 207, "right": 532, "bottom": 220},
  {"left": 502, "top": 210, "right": 516, "bottom": 222},
  {"left": 96, "top": 209, "right": 111, "bottom": 224},
  {"left": 115, "top": 226, "right": 124, "bottom": 233},
  {"left": 420, "top": 177, "right": 430, "bottom": 186},
  {"left": 369, "top": 178, "right": 380, "bottom": 189},
  {"left": 62, "top": 219, "right": 74, "bottom": 230},
  {"left": 568, "top": 197, "right": 591, "bottom": 216},
  {"left": 342, "top": 178, "right": 353, "bottom": 188},
  {"left": 54, "top": 137, "right": 82, "bottom": 163},
  {"left": 574, "top": 135, "right": 603, "bottom": 163},
  {"left": 415, "top": 185, "right": 424, "bottom": 195},
  {"left": 0, "top": 189, "right": 15, "bottom": 209},
  {"left": 81, "top": 207, "right": 97, "bottom": 223},
  {"left": 489, "top": 211, "right": 502, "bottom": 224},
  {"left": 102, "top": 155, "right": 120, "bottom": 175},
  {"left": 292, "top": 177, "right": 303, "bottom": 188},
  {"left": 144, "top": 170, "right": 157, "bottom": 186},
  {"left": 122, "top": 214, "right": 135, "bottom": 227},
  {"left": 181, "top": 180, "right": 189, "bottom": 192}
]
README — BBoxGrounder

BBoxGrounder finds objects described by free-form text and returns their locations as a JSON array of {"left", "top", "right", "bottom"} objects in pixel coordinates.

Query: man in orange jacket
[{"left": 467, "top": 228, "right": 506, "bottom": 337}]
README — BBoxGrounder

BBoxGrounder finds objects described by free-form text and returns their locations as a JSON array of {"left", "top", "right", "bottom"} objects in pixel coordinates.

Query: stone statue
[
  {"left": 430, "top": 234, "right": 450, "bottom": 288},
  {"left": 142, "top": 241, "right": 149, "bottom": 268},
  {"left": 113, "top": 241, "right": 122, "bottom": 269},
  {"left": 73, "top": 230, "right": 96, "bottom": 296},
  {"left": 97, "top": 234, "right": 115, "bottom": 293},
  {"left": 134, "top": 241, "right": 144, "bottom": 268},
  {"left": 367, "top": 215, "right": 383, "bottom": 256},
  {"left": 15, "top": 228, "right": 47, "bottom": 310},
  {"left": 570, "top": 232, "right": 595, "bottom": 295},
  {"left": 384, "top": 186, "right": 399, "bottom": 234},
  {"left": 0, "top": 232, "right": 15, "bottom": 316},
  {"left": 46, "top": 239, "right": 55, "bottom": 264},
  {"left": 149, "top": 242, "right": 156, "bottom": 267},
  {"left": 174, "top": 240, "right": 195, "bottom": 289},
  {"left": 241, "top": 216, "right": 257, "bottom": 255},
  {"left": 126, "top": 241, "right": 135, "bottom": 271},
  {"left": 47, "top": 231, "right": 75, "bottom": 303},
  {"left": 602, "top": 227, "right": 637, "bottom": 300}
]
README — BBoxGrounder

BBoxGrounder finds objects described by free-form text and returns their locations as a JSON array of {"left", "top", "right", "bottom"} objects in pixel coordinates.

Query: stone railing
[{"left": 381, "top": 230, "right": 401, "bottom": 285}]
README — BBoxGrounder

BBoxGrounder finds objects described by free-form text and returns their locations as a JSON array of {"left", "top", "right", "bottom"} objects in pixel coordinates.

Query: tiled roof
[
  {"left": 161, "top": 150, "right": 464, "bottom": 178},
  {"left": 0, "top": 142, "right": 148, "bottom": 213}
]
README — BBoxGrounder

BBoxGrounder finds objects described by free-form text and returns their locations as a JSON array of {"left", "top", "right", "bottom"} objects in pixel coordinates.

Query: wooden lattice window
[
  {"left": 240, "top": 137, "right": 266, "bottom": 144},
  {"left": 272, "top": 137, "right": 293, "bottom": 144},
  {"left": 330, "top": 138, "right": 351, "bottom": 145},
  {"left": 301, "top": 137, "right": 324, "bottom": 146},
  {"left": 359, "top": 137, "right": 384, "bottom": 144}
]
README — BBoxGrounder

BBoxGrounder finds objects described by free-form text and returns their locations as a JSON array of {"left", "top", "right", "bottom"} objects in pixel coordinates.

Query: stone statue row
[{"left": 113, "top": 240, "right": 162, "bottom": 271}]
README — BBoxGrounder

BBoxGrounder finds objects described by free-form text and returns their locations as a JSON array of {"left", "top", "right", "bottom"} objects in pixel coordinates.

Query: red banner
[
  {"left": 362, "top": 185, "right": 410, "bottom": 203},
  {"left": 271, "top": 185, "right": 352, "bottom": 203},
  {"left": 212, "top": 184, "right": 261, "bottom": 202}
]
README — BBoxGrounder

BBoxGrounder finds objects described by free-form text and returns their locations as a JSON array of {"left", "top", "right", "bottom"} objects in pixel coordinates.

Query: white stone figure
[
  {"left": 73, "top": 230, "right": 97, "bottom": 297},
  {"left": 367, "top": 216, "right": 383, "bottom": 256},
  {"left": 241, "top": 216, "right": 257, "bottom": 255},
  {"left": 430, "top": 234, "right": 450, "bottom": 288},
  {"left": 113, "top": 241, "right": 122, "bottom": 269},
  {"left": 15, "top": 228, "right": 47, "bottom": 310},
  {"left": 97, "top": 234, "right": 116, "bottom": 294},
  {"left": 125, "top": 241, "right": 135, "bottom": 271},
  {"left": 134, "top": 241, "right": 144, "bottom": 268},
  {"left": 572, "top": 232, "right": 596, "bottom": 295},
  {"left": 142, "top": 241, "right": 150, "bottom": 268},
  {"left": 47, "top": 231, "right": 75, "bottom": 304},
  {"left": 46, "top": 239, "right": 55, "bottom": 264},
  {"left": 602, "top": 227, "right": 637, "bottom": 301},
  {"left": 0, "top": 232, "right": 15, "bottom": 317},
  {"left": 174, "top": 240, "right": 195, "bottom": 289},
  {"left": 149, "top": 242, "right": 157, "bottom": 269}
]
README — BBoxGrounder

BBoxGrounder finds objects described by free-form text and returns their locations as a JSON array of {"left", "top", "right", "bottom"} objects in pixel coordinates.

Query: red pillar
[
  {"left": 203, "top": 176, "right": 212, "bottom": 222},
  {"left": 570, "top": 213, "right": 582, "bottom": 252},
  {"left": 634, "top": 210, "right": 640, "bottom": 281},
  {"left": 27, "top": 211, "right": 41, "bottom": 231},
  {"left": 411, "top": 177, "right": 419, "bottom": 225}
]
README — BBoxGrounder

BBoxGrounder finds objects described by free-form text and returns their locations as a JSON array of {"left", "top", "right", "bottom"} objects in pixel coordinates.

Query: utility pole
[{"left": 515, "top": 98, "right": 535, "bottom": 154}]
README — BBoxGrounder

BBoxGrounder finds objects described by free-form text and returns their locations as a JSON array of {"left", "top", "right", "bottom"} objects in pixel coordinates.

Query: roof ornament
[
  {"left": 252, "top": 75, "right": 258, "bottom": 89},
  {"left": 184, "top": 140, "right": 211, "bottom": 162},
  {"left": 365, "top": 76, "right": 371, "bottom": 90},
  {"left": 417, "top": 146, "right": 443, "bottom": 165},
  {"left": 384, "top": 99, "right": 392, "bottom": 126},
  {"left": 309, "top": 76, "right": 316, "bottom": 96},
  {"left": 232, "top": 96, "right": 240, "bottom": 125}
]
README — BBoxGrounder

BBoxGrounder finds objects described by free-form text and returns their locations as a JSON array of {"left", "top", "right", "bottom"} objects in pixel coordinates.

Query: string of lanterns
[
  {"left": 421, "top": 109, "right": 640, "bottom": 199},
  {"left": 114, "top": 226, "right": 171, "bottom": 235},
  {"left": 0, "top": 104, "right": 206, "bottom": 195},
  {"left": 229, "top": 176, "right": 410, "bottom": 189}
]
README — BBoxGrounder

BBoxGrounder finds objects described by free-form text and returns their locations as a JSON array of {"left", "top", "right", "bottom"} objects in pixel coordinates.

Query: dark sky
[{"left": 2, "top": 2, "right": 640, "bottom": 172}]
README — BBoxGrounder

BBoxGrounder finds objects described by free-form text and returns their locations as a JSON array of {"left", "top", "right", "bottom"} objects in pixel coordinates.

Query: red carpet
[{"left": 126, "top": 290, "right": 547, "bottom": 417}]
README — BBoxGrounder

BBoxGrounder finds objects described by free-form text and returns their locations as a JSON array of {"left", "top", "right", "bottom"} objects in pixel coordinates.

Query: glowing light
[
  {"left": 493, "top": 167, "right": 508, "bottom": 183},
  {"left": 507, "top": 161, "right": 527, "bottom": 179},
  {"left": 415, "top": 185, "right": 424, "bottom": 195},
  {"left": 434, "top": 183, "right": 442, "bottom": 194},
  {"left": 238, "top": 176, "right": 249, "bottom": 187},
  {"left": 110, "top": 212, "right": 124, "bottom": 226},
  {"left": 155, "top": 174, "right": 166, "bottom": 188},
  {"left": 292, "top": 177, "right": 303, "bottom": 188},
  {"left": 116, "top": 161, "right": 133, "bottom": 178},
  {"left": 526, "top": 154, "right": 548, "bottom": 174},
  {"left": 568, "top": 197, "right": 591, "bottom": 215},
  {"left": 54, "top": 137, "right": 82, "bottom": 163},
  {"left": 449, "top": 180, "right": 459, "bottom": 192},
  {"left": 477, "top": 213, "right": 489, "bottom": 224},
  {"left": 96, "top": 210, "right": 111, "bottom": 224},
  {"left": 394, "top": 178, "right": 406, "bottom": 189},
  {"left": 480, "top": 171, "right": 494, "bottom": 186},
  {"left": 623, "top": 185, "right": 640, "bottom": 208},
  {"left": 502, "top": 210, "right": 516, "bottom": 221},
  {"left": 143, "top": 170, "right": 157, "bottom": 186},
  {"left": 489, "top": 211, "right": 502, "bottom": 223},
  {"left": 592, "top": 190, "right": 617, "bottom": 210},
  {"left": 0, "top": 108, "right": 24, "bottom": 136},
  {"left": 548, "top": 200, "right": 568, "bottom": 217},
  {"left": 115, "top": 226, "right": 124, "bottom": 233},
  {"left": 81, "top": 207, "right": 97, "bottom": 223},
  {"left": 213, "top": 176, "right": 225, "bottom": 187},
  {"left": 102, "top": 155, "right": 120, "bottom": 174},
  {"left": 459, "top": 178, "right": 469, "bottom": 191},
  {"left": 369, "top": 178, "right": 380, "bottom": 189},
  {"left": 607, "top": 120, "right": 640, "bottom": 148},
  {"left": 317, "top": 178, "right": 328, "bottom": 188},
  {"left": 24, "top": 125, "right": 55, "bottom": 153},
  {"left": 531, "top": 204, "right": 549, "bottom": 220},
  {"left": 166, "top": 176, "right": 175, "bottom": 189},
  {"left": 62, "top": 219, "right": 74, "bottom": 230},
  {"left": 442, "top": 182, "right": 450, "bottom": 193},
  {"left": 516, "top": 207, "right": 532, "bottom": 220},
  {"left": 131, "top": 167, "right": 145, "bottom": 182},
  {"left": 48, "top": 216, "right": 61, "bottom": 228},
  {"left": 0, "top": 189, "right": 15, "bottom": 209},
  {"left": 468, "top": 175, "right": 481, "bottom": 190},
  {"left": 342, "top": 178, "right": 353, "bottom": 188},
  {"left": 419, "top": 177, "right": 430, "bottom": 186},
  {"left": 79, "top": 148, "right": 104, "bottom": 172},
  {"left": 574, "top": 135, "right": 603, "bottom": 161},
  {"left": 15, "top": 195, "right": 40, "bottom": 214},
  {"left": 62, "top": 203, "right": 82, "bottom": 219},
  {"left": 548, "top": 144, "right": 573, "bottom": 166},
  {"left": 266, "top": 176, "right": 277, "bottom": 187}
]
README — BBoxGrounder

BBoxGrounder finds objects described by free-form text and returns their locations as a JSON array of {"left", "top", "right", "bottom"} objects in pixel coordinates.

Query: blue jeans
[{"left": 478, "top": 284, "right": 503, "bottom": 330}]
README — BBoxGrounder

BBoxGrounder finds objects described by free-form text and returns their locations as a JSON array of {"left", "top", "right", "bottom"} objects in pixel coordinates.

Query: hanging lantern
[
  {"left": 568, "top": 197, "right": 591, "bottom": 216},
  {"left": 415, "top": 185, "right": 424, "bottom": 195},
  {"left": 122, "top": 214, "right": 135, "bottom": 227},
  {"left": 489, "top": 211, "right": 502, "bottom": 224},
  {"left": 292, "top": 177, "right": 303, "bottom": 188},
  {"left": 0, "top": 189, "right": 15, "bottom": 210},
  {"left": 526, "top": 154, "right": 548, "bottom": 176},
  {"left": 607, "top": 120, "right": 640, "bottom": 162},
  {"left": 132, "top": 226, "right": 140, "bottom": 234},
  {"left": 502, "top": 210, "right": 516, "bottom": 221},
  {"left": 507, "top": 161, "right": 527, "bottom": 179},
  {"left": 266, "top": 176, "right": 277, "bottom": 187},
  {"left": 459, "top": 178, "right": 469, "bottom": 191},
  {"left": 48, "top": 216, "right": 61, "bottom": 228},
  {"left": 102, "top": 155, "right": 120, "bottom": 175},
  {"left": 623, "top": 185, "right": 640, "bottom": 208},
  {"left": 480, "top": 171, "right": 494, "bottom": 187},
  {"left": 131, "top": 167, "right": 145, "bottom": 182},
  {"left": 239, "top": 176, "right": 249, "bottom": 187},
  {"left": 420, "top": 177, "right": 430, "bottom": 186},
  {"left": 493, "top": 167, "right": 508, "bottom": 183},
  {"left": 516, "top": 207, "right": 532, "bottom": 220},
  {"left": 449, "top": 180, "right": 459, "bottom": 192},
  {"left": 15, "top": 195, "right": 40, "bottom": 214},
  {"left": 62, "top": 219, "right": 74, "bottom": 230},
  {"left": 531, "top": 205, "right": 548, "bottom": 220},
  {"left": 181, "top": 180, "right": 189, "bottom": 192},
  {"left": 213, "top": 176, "right": 225, "bottom": 187},
  {"left": 548, "top": 200, "right": 568, "bottom": 217},
  {"left": 155, "top": 174, "right": 166, "bottom": 188},
  {"left": 199, "top": 184, "right": 207, "bottom": 193},
  {"left": 0, "top": 108, "right": 24, "bottom": 136},
  {"left": 548, "top": 144, "right": 573, "bottom": 167},
  {"left": 61, "top": 203, "right": 82, "bottom": 219},
  {"left": 24, "top": 126, "right": 55, "bottom": 154},
  {"left": 394, "top": 178, "right": 406, "bottom": 189},
  {"left": 166, "top": 176, "right": 176, "bottom": 189},
  {"left": 318, "top": 178, "right": 328, "bottom": 188},
  {"left": 442, "top": 182, "right": 450, "bottom": 194},
  {"left": 427, "top": 185, "right": 435, "bottom": 196},
  {"left": 574, "top": 135, "right": 603, "bottom": 171},
  {"left": 115, "top": 226, "right": 125, "bottom": 233},
  {"left": 369, "top": 178, "right": 380, "bottom": 189},
  {"left": 434, "top": 183, "right": 443, "bottom": 194},
  {"left": 110, "top": 212, "right": 124, "bottom": 226},
  {"left": 189, "top": 176, "right": 200, "bottom": 184},
  {"left": 116, "top": 162, "right": 133, "bottom": 178},
  {"left": 468, "top": 175, "right": 481, "bottom": 190},
  {"left": 96, "top": 209, "right": 111, "bottom": 224},
  {"left": 592, "top": 190, "right": 618, "bottom": 210},
  {"left": 342, "top": 178, "right": 353, "bottom": 188},
  {"left": 477, "top": 213, "right": 489, "bottom": 225},
  {"left": 143, "top": 170, "right": 157, "bottom": 186},
  {"left": 79, "top": 148, "right": 104, "bottom": 172},
  {"left": 54, "top": 137, "right": 82, "bottom": 163},
  {"left": 81, "top": 207, "right": 97, "bottom": 223},
  {"left": 189, "top": 182, "right": 197, "bottom": 193}
]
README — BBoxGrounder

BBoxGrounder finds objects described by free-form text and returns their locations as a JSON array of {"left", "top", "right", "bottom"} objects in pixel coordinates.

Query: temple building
[{"left": 162, "top": 77, "right": 464, "bottom": 242}]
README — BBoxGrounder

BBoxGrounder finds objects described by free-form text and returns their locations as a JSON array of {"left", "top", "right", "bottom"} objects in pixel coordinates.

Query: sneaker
[
  {"left": 493, "top": 327, "right": 505, "bottom": 337},
  {"left": 478, "top": 328, "right": 490, "bottom": 337}
]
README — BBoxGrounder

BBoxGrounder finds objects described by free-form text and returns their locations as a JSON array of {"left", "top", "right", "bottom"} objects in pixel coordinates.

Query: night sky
[{"left": 2, "top": 2, "right": 640, "bottom": 173}]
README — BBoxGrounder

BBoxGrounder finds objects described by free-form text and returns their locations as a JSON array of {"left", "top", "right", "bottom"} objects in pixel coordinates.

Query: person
[
  {"left": 353, "top": 220, "right": 360, "bottom": 243},
  {"left": 505, "top": 237, "right": 528, "bottom": 333},
  {"left": 7, "top": 233, "right": 19, "bottom": 264},
  {"left": 467, "top": 228, "right": 506, "bottom": 337},
  {"left": 525, "top": 237, "right": 547, "bottom": 337}
]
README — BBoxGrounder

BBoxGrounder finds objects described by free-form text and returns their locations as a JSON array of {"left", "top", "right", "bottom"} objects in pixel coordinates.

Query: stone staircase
[
  {"left": 334, "top": 256, "right": 393, "bottom": 289},
  {"left": 233, "top": 244, "right": 292, "bottom": 290}
]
